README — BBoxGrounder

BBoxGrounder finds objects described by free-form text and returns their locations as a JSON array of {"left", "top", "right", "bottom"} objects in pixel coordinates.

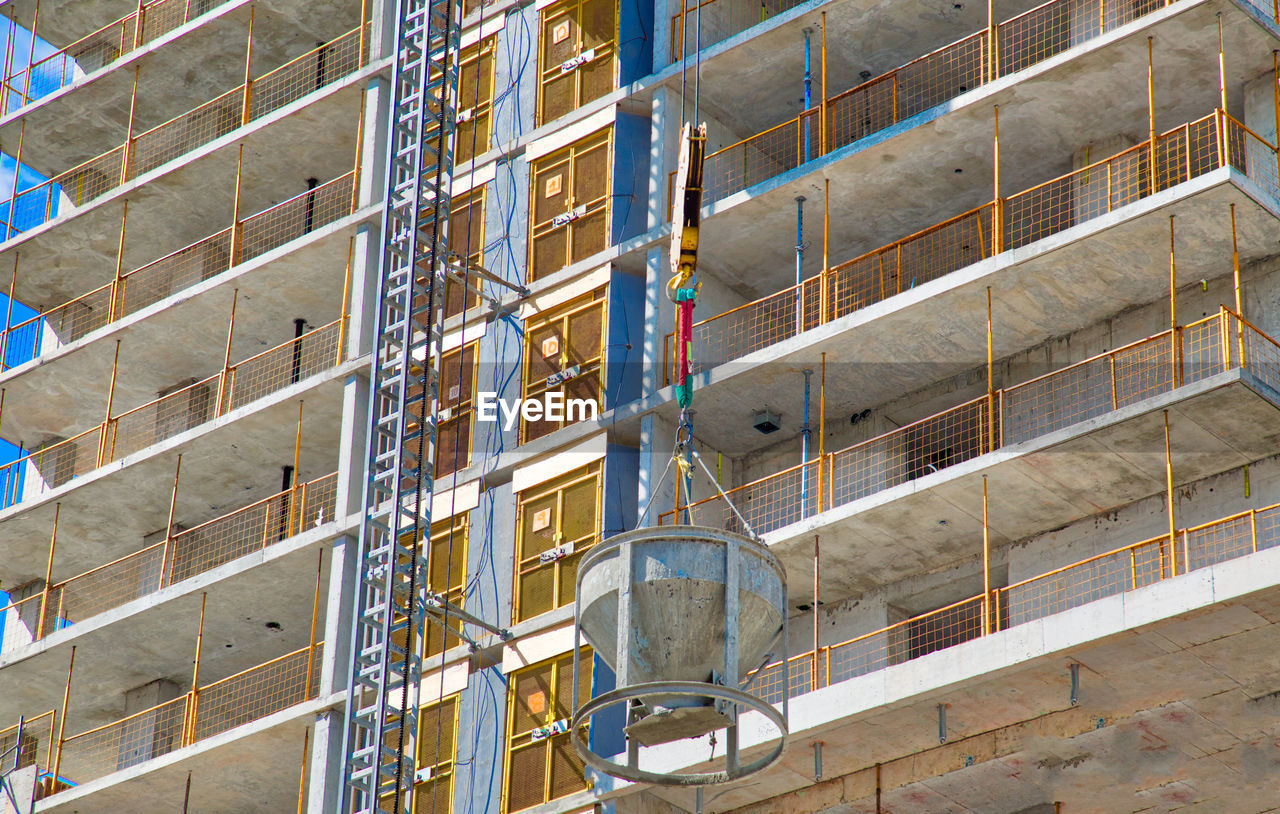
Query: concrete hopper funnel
[{"left": 571, "top": 525, "right": 789, "bottom": 786}]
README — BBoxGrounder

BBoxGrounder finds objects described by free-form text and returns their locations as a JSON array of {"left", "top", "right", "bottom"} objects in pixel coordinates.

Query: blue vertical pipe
[
  {"left": 795, "top": 196, "right": 805, "bottom": 334},
  {"left": 800, "top": 369, "right": 812, "bottom": 518},
  {"left": 803, "top": 30, "right": 813, "bottom": 163}
]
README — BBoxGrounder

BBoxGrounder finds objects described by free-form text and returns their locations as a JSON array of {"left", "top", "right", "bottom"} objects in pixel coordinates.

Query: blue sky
[{"left": 0, "top": 18, "right": 69, "bottom": 615}]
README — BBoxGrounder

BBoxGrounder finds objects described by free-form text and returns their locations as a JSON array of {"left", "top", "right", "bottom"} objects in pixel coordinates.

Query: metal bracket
[
  {"left": 559, "top": 47, "right": 595, "bottom": 73},
  {"left": 424, "top": 592, "right": 512, "bottom": 642},
  {"left": 538, "top": 541, "right": 574, "bottom": 563},
  {"left": 545, "top": 364, "right": 582, "bottom": 387},
  {"left": 530, "top": 718, "right": 571, "bottom": 742},
  {"left": 552, "top": 204, "right": 586, "bottom": 228}
]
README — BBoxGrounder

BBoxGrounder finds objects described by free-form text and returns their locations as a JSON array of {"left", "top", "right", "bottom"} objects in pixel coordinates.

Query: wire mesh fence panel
[
  {"left": 238, "top": 173, "right": 356, "bottom": 263},
  {"left": 747, "top": 654, "right": 812, "bottom": 706},
  {"left": 0, "top": 711, "right": 56, "bottom": 780},
  {"left": 118, "top": 229, "right": 234, "bottom": 317},
  {"left": 1183, "top": 514, "right": 1254, "bottom": 571},
  {"left": 0, "top": 594, "right": 47, "bottom": 652},
  {"left": 888, "top": 597, "right": 984, "bottom": 663},
  {"left": 1000, "top": 541, "right": 1150, "bottom": 627},
  {"left": 1255, "top": 505, "right": 1280, "bottom": 551},
  {"left": 58, "top": 696, "right": 188, "bottom": 785},
  {"left": 701, "top": 113, "right": 817, "bottom": 204},
  {"left": 129, "top": 88, "right": 243, "bottom": 180},
  {"left": 223, "top": 320, "right": 342, "bottom": 412},
  {"left": 108, "top": 374, "right": 220, "bottom": 462},
  {"left": 27, "top": 283, "right": 115, "bottom": 349},
  {"left": 169, "top": 494, "right": 291, "bottom": 583},
  {"left": 1242, "top": 317, "right": 1280, "bottom": 393},
  {"left": 827, "top": 631, "right": 893, "bottom": 685},
  {"left": 190, "top": 645, "right": 319, "bottom": 742},
  {"left": 829, "top": 397, "right": 988, "bottom": 507},
  {"left": 1001, "top": 353, "right": 1115, "bottom": 444},
  {"left": 997, "top": 0, "right": 1078, "bottom": 76},
  {"left": 51, "top": 543, "right": 166, "bottom": 627},
  {"left": 167, "top": 473, "right": 337, "bottom": 583},
  {"left": 825, "top": 74, "right": 899, "bottom": 153},
  {"left": 1112, "top": 332, "right": 1174, "bottom": 407},
  {"left": 681, "top": 278, "right": 821, "bottom": 378},
  {"left": 703, "top": 459, "right": 822, "bottom": 535},
  {"left": 50, "top": 147, "right": 128, "bottom": 212},
  {"left": 1179, "top": 317, "right": 1226, "bottom": 385},
  {"left": 140, "top": 0, "right": 200, "bottom": 43},
  {"left": 894, "top": 33, "right": 985, "bottom": 120},
  {"left": 248, "top": 27, "right": 365, "bottom": 122},
  {"left": 1226, "top": 114, "right": 1280, "bottom": 201},
  {"left": 16, "top": 429, "right": 105, "bottom": 497}
]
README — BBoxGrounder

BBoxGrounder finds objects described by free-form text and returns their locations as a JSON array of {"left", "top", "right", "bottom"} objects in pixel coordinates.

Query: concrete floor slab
[
  {"left": 682, "top": 0, "right": 1276, "bottom": 305},
  {"left": 606, "top": 548, "right": 1280, "bottom": 814},
  {"left": 766, "top": 372, "right": 1280, "bottom": 607},
  {"left": 0, "top": 526, "right": 338, "bottom": 732},
  {"left": 34, "top": 694, "right": 338, "bottom": 814},
  {"left": 0, "top": 66, "right": 372, "bottom": 310},
  {"left": 611, "top": 173, "right": 1280, "bottom": 463},
  {"left": 0, "top": 362, "right": 353, "bottom": 588},
  {"left": 0, "top": 209, "right": 370, "bottom": 447}
]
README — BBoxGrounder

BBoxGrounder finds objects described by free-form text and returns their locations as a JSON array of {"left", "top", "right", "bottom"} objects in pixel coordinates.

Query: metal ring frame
[{"left": 570, "top": 680, "right": 788, "bottom": 786}]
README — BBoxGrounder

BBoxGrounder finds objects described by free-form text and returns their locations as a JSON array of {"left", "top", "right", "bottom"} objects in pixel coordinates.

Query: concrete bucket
[{"left": 571, "top": 525, "right": 789, "bottom": 784}]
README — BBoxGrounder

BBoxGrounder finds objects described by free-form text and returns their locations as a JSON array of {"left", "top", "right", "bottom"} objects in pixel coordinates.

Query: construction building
[{"left": 0, "top": 0, "right": 1279, "bottom": 810}]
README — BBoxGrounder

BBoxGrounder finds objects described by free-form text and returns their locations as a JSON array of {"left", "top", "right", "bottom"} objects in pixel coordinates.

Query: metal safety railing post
[
  {"left": 108, "top": 202, "right": 129, "bottom": 320},
  {"left": 186, "top": 593, "right": 207, "bottom": 746},
  {"left": 160, "top": 454, "right": 184, "bottom": 588},
  {"left": 1, "top": 253, "right": 18, "bottom": 372},
  {"left": 98, "top": 341, "right": 122, "bottom": 467},
  {"left": 51, "top": 646, "right": 74, "bottom": 785},
  {"left": 241, "top": 7, "right": 256, "bottom": 125},
  {"left": 214, "top": 290, "right": 239, "bottom": 415},
  {"left": 35, "top": 504, "right": 60, "bottom": 640},
  {"left": 121, "top": 67, "right": 141, "bottom": 184}
]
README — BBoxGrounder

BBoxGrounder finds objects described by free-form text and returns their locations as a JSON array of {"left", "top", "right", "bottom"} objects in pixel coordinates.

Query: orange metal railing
[
  {"left": 42, "top": 644, "right": 322, "bottom": 793},
  {"left": 666, "top": 111, "right": 1272, "bottom": 383},
  {"left": 0, "top": 171, "right": 357, "bottom": 368},
  {"left": 0, "top": 318, "right": 345, "bottom": 507},
  {"left": 746, "top": 494, "right": 1280, "bottom": 705},
  {"left": 0, "top": 24, "right": 368, "bottom": 237},
  {"left": 671, "top": 0, "right": 1181, "bottom": 208},
  {"left": 662, "top": 308, "right": 1280, "bottom": 534},
  {"left": 0, "top": 710, "right": 59, "bottom": 798},
  {"left": 0, "top": 0, "right": 227, "bottom": 117},
  {"left": 0, "top": 474, "right": 337, "bottom": 654}
]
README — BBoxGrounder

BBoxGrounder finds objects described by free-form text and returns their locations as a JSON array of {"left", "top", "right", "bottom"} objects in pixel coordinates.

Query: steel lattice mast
[{"left": 341, "top": 0, "right": 460, "bottom": 809}]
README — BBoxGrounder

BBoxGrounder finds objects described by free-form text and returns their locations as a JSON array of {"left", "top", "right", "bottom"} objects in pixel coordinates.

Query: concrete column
[
  {"left": 335, "top": 374, "right": 369, "bottom": 524},
  {"left": 305, "top": 708, "right": 344, "bottom": 814},
  {"left": 1244, "top": 70, "right": 1280, "bottom": 199},
  {"left": 116, "top": 679, "right": 183, "bottom": 770},
  {"left": 0, "top": 764, "right": 38, "bottom": 814},
  {"left": 320, "top": 536, "right": 357, "bottom": 697},
  {"left": 0, "top": 580, "right": 45, "bottom": 653},
  {"left": 23, "top": 436, "right": 73, "bottom": 499}
]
